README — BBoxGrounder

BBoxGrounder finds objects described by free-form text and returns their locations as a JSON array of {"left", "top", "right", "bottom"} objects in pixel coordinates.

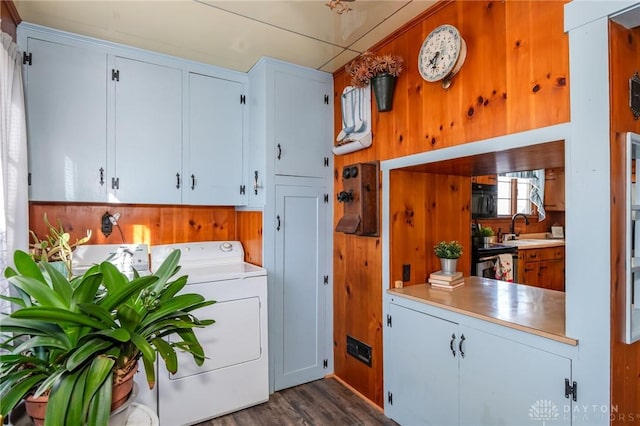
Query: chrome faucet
[{"left": 510, "top": 213, "right": 530, "bottom": 236}]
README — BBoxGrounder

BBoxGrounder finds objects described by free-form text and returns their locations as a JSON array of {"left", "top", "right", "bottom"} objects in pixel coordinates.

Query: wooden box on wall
[{"left": 336, "top": 162, "right": 379, "bottom": 236}]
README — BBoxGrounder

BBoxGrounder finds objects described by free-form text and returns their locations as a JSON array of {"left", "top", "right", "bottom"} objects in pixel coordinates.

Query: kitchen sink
[{"left": 502, "top": 239, "right": 564, "bottom": 248}]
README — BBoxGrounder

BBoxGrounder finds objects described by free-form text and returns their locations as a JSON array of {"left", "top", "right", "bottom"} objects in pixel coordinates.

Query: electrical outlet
[
  {"left": 402, "top": 264, "right": 411, "bottom": 282},
  {"left": 101, "top": 212, "right": 112, "bottom": 237}
]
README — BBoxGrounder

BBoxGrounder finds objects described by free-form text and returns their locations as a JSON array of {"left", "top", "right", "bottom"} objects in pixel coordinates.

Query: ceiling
[{"left": 14, "top": 0, "right": 437, "bottom": 74}]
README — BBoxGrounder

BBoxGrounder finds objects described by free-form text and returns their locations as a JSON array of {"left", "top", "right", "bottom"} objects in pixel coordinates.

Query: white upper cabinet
[
  {"left": 274, "top": 69, "right": 331, "bottom": 178},
  {"left": 19, "top": 24, "right": 248, "bottom": 206},
  {"left": 185, "top": 73, "right": 246, "bottom": 206},
  {"left": 24, "top": 37, "right": 108, "bottom": 202},
  {"left": 110, "top": 57, "right": 182, "bottom": 204}
]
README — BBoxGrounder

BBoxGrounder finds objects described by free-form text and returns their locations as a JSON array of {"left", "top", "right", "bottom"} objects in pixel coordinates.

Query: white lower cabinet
[{"left": 386, "top": 302, "right": 572, "bottom": 426}]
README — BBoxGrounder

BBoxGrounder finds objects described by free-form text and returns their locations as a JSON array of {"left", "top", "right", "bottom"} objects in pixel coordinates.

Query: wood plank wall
[
  {"left": 1, "top": 0, "right": 20, "bottom": 40},
  {"left": 609, "top": 21, "right": 640, "bottom": 424},
  {"left": 28, "top": 204, "right": 263, "bottom": 267},
  {"left": 332, "top": 0, "right": 569, "bottom": 407}
]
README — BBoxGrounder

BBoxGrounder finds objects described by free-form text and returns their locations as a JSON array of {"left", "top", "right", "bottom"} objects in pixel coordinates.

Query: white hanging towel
[
  {"left": 334, "top": 85, "right": 372, "bottom": 153},
  {"left": 495, "top": 254, "right": 514, "bottom": 282}
]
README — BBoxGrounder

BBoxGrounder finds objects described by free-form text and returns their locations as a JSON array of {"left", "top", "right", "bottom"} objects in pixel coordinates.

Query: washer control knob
[{"left": 220, "top": 242, "right": 233, "bottom": 252}]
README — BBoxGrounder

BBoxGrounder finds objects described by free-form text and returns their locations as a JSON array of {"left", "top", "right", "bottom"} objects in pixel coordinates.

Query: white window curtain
[
  {"left": 0, "top": 31, "right": 29, "bottom": 315},
  {"left": 505, "top": 169, "right": 546, "bottom": 221}
]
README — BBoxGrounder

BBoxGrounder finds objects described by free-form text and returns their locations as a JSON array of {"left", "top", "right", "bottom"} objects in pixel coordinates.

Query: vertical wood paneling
[
  {"left": 609, "top": 21, "right": 640, "bottom": 424},
  {"left": 236, "top": 210, "right": 263, "bottom": 266},
  {"left": 332, "top": 0, "right": 569, "bottom": 407}
]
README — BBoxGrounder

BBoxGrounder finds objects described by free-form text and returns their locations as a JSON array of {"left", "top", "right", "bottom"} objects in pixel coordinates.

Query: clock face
[{"left": 418, "top": 24, "right": 462, "bottom": 82}]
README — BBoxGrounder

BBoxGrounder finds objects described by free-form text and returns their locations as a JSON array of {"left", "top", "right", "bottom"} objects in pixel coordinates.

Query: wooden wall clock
[{"left": 418, "top": 24, "right": 467, "bottom": 89}]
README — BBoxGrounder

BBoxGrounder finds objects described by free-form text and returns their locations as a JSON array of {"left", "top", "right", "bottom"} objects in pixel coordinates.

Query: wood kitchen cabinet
[
  {"left": 518, "top": 246, "right": 565, "bottom": 291},
  {"left": 248, "top": 58, "right": 333, "bottom": 392},
  {"left": 185, "top": 72, "right": 247, "bottom": 206},
  {"left": 23, "top": 36, "right": 108, "bottom": 202},
  {"left": 544, "top": 168, "right": 565, "bottom": 211},
  {"left": 385, "top": 301, "right": 572, "bottom": 426}
]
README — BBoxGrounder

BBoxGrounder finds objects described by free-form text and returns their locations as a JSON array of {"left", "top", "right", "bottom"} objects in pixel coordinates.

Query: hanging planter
[
  {"left": 371, "top": 73, "right": 397, "bottom": 112},
  {"left": 345, "top": 52, "right": 404, "bottom": 113}
]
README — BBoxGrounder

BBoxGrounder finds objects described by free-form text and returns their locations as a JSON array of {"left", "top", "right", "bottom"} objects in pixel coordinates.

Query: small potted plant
[
  {"left": 434, "top": 240, "right": 463, "bottom": 274},
  {"left": 345, "top": 51, "right": 404, "bottom": 112},
  {"left": 477, "top": 226, "right": 496, "bottom": 247}
]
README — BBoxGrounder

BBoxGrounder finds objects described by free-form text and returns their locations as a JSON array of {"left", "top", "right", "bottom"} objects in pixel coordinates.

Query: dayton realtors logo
[{"left": 529, "top": 400, "right": 560, "bottom": 425}]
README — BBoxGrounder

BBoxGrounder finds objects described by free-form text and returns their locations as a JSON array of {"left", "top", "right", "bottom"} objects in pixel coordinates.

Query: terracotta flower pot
[{"left": 24, "top": 366, "right": 137, "bottom": 425}]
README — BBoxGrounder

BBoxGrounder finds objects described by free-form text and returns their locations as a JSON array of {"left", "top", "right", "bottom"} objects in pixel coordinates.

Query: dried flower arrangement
[{"left": 345, "top": 52, "right": 405, "bottom": 88}]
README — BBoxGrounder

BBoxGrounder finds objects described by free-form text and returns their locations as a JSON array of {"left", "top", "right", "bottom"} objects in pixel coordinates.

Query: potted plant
[
  {"left": 0, "top": 248, "right": 214, "bottom": 425},
  {"left": 477, "top": 226, "right": 496, "bottom": 247},
  {"left": 434, "top": 240, "right": 463, "bottom": 274},
  {"left": 28, "top": 213, "right": 92, "bottom": 279},
  {"left": 345, "top": 51, "right": 404, "bottom": 112}
]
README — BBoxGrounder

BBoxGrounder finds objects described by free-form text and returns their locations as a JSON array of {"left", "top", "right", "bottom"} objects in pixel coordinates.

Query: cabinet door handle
[
  {"left": 276, "top": 215, "right": 281, "bottom": 231},
  {"left": 176, "top": 173, "right": 181, "bottom": 189},
  {"left": 459, "top": 334, "right": 466, "bottom": 358},
  {"left": 450, "top": 333, "right": 456, "bottom": 357},
  {"left": 277, "top": 144, "right": 282, "bottom": 160},
  {"left": 191, "top": 174, "right": 196, "bottom": 190},
  {"left": 99, "top": 167, "right": 104, "bottom": 186}
]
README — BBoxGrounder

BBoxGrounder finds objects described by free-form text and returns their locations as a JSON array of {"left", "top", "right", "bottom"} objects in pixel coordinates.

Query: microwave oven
[{"left": 472, "top": 183, "right": 497, "bottom": 218}]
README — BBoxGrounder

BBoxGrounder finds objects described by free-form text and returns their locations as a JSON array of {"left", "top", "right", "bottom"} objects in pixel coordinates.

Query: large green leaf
[
  {"left": 6, "top": 275, "right": 65, "bottom": 308},
  {"left": 86, "top": 364, "right": 112, "bottom": 426},
  {"left": 152, "top": 337, "right": 177, "bottom": 373},
  {"left": 85, "top": 328, "right": 131, "bottom": 343},
  {"left": 0, "top": 373, "right": 47, "bottom": 417},
  {"left": 40, "top": 262, "right": 72, "bottom": 305},
  {"left": 33, "top": 368, "right": 66, "bottom": 398},
  {"left": 158, "top": 275, "right": 188, "bottom": 302},
  {"left": 12, "top": 336, "right": 71, "bottom": 354},
  {"left": 149, "top": 250, "right": 183, "bottom": 294},
  {"left": 45, "top": 368, "right": 82, "bottom": 426},
  {"left": 77, "top": 303, "right": 118, "bottom": 328},
  {"left": 130, "top": 332, "right": 156, "bottom": 364},
  {"left": 64, "top": 365, "right": 89, "bottom": 425},
  {"left": 116, "top": 303, "right": 143, "bottom": 332},
  {"left": 83, "top": 356, "right": 114, "bottom": 405},
  {"left": 11, "top": 250, "right": 45, "bottom": 282},
  {"left": 66, "top": 338, "right": 114, "bottom": 371},
  {"left": 98, "top": 261, "right": 128, "bottom": 293},
  {"left": 140, "top": 294, "right": 206, "bottom": 328},
  {"left": 71, "top": 271, "right": 103, "bottom": 305},
  {"left": 176, "top": 329, "right": 205, "bottom": 365},
  {"left": 0, "top": 317, "right": 67, "bottom": 340},
  {"left": 98, "top": 275, "right": 158, "bottom": 312},
  {"left": 11, "top": 306, "right": 108, "bottom": 330},
  {"left": 140, "top": 352, "right": 156, "bottom": 390}
]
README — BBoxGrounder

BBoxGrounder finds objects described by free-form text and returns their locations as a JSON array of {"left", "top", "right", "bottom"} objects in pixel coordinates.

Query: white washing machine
[{"left": 150, "top": 241, "right": 268, "bottom": 426}]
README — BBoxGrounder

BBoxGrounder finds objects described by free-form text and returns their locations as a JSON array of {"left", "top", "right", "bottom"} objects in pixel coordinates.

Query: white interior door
[{"left": 273, "top": 184, "right": 328, "bottom": 390}]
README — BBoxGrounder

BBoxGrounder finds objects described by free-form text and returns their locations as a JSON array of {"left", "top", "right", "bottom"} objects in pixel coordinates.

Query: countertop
[
  {"left": 500, "top": 232, "right": 565, "bottom": 250},
  {"left": 388, "top": 276, "right": 577, "bottom": 345}
]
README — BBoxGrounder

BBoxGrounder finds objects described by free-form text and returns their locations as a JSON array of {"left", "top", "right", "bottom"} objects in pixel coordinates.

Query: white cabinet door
[
  {"left": 24, "top": 37, "right": 108, "bottom": 202},
  {"left": 112, "top": 56, "right": 182, "bottom": 204},
  {"left": 458, "top": 326, "right": 572, "bottom": 426},
  {"left": 185, "top": 72, "right": 245, "bottom": 205},
  {"left": 274, "top": 70, "right": 330, "bottom": 178},
  {"left": 273, "top": 184, "right": 329, "bottom": 390},
  {"left": 386, "top": 303, "right": 459, "bottom": 426}
]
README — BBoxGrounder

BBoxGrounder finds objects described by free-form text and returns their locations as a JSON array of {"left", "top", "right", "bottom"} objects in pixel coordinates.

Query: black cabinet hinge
[
  {"left": 323, "top": 359, "right": 328, "bottom": 369},
  {"left": 387, "top": 391, "right": 393, "bottom": 405},
  {"left": 565, "top": 379, "right": 577, "bottom": 401},
  {"left": 240, "top": 94, "right": 246, "bottom": 104},
  {"left": 240, "top": 185, "right": 246, "bottom": 195},
  {"left": 324, "top": 194, "right": 329, "bottom": 203},
  {"left": 386, "top": 314, "right": 392, "bottom": 327},
  {"left": 324, "top": 275, "right": 329, "bottom": 285},
  {"left": 28, "top": 172, "right": 31, "bottom": 186},
  {"left": 112, "top": 69, "right": 120, "bottom": 82},
  {"left": 324, "top": 94, "right": 329, "bottom": 105},
  {"left": 23, "top": 52, "right": 32, "bottom": 66},
  {"left": 324, "top": 157, "right": 329, "bottom": 167}
]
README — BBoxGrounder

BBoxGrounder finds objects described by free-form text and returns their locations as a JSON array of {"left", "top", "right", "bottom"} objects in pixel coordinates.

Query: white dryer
[{"left": 150, "top": 241, "right": 268, "bottom": 426}]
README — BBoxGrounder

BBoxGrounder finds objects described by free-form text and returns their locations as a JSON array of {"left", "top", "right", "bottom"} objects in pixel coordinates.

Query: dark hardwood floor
[{"left": 195, "top": 378, "right": 398, "bottom": 426}]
